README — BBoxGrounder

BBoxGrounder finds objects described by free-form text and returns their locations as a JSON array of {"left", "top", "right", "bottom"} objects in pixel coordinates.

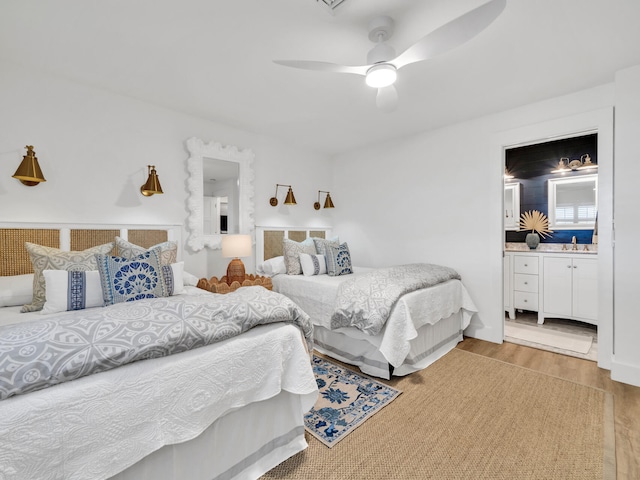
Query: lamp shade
[
  {"left": 284, "top": 186, "right": 297, "bottom": 205},
  {"left": 13, "top": 145, "right": 46, "bottom": 186},
  {"left": 221, "top": 234, "right": 252, "bottom": 258},
  {"left": 323, "top": 193, "right": 335, "bottom": 208},
  {"left": 141, "top": 165, "right": 164, "bottom": 196}
]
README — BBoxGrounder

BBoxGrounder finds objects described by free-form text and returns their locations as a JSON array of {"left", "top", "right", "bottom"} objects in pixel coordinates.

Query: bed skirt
[
  {"left": 110, "top": 390, "right": 310, "bottom": 480},
  {"left": 313, "top": 310, "right": 465, "bottom": 379}
]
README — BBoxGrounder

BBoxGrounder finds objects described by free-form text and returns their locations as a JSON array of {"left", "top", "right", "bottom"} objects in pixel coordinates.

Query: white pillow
[
  {"left": 163, "top": 262, "right": 186, "bottom": 295},
  {"left": 0, "top": 274, "right": 34, "bottom": 307},
  {"left": 299, "top": 253, "right": 327, "bottom": 276},
  {"left": 42, "top": 270, "right": 104, "bottom": 314},
  {"left": 257, "top": 256, "right": 287, "bottom": 277},
  {"left": 182, "top": 270, "right": 199, "bottom": 287}
]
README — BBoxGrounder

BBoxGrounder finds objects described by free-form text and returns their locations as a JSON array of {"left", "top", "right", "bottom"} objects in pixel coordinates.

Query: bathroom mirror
[
  {"left": 547, "top": 174, "right": 597, "bottom": 230},
  {"left": 186, "top": 137, "right": 255, "bottom": 251}
]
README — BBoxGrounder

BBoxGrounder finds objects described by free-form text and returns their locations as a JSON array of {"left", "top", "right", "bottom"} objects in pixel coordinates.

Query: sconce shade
[
  {"left": 13, "top": 145, "right": 46, "bottom": 186},
  {"left": 269, "top": 184, "right": 297, "bottom": 206},
  {"left": 284, "top": 186, "right": 297, "bottom": 205},
  {"left": 140, "top": 165, "right": 164, "bottom": 196},
  {"left": 222, "top": 234, "right": 252, "bottom": 285},
  {"left": 323, "top": 193, "right": 335, "bottom": 209},
  {"left": 314, "top": 190, "right": 335, "bottom": 210}
]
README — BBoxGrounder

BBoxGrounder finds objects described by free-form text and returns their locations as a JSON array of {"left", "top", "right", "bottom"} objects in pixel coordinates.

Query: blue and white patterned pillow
[
  {"left": 42, "top": 270, "right": 104, "bottom": 314},
  {"left": 299, "top": 253, "right": 327, "bottom": 276},
  {"left": 96, "top": 248, "right": 168, "bottom": 305},
  {"left": 325, "top": 243, "right": 353, "bottom": 277}
]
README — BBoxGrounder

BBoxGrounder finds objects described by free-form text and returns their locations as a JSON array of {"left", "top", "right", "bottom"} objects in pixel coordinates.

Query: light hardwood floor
[{"left": 457, "top": 338, "right": 640, "bottom": 480}]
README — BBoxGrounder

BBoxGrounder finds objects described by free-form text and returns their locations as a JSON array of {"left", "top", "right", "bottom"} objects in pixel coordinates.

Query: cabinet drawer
[
  {"left": 514, "top": 256, "right": 539, "bottom": 275},
  {"left": 514, "top": 291, "right": 539, "bottom": 310},
  {"left": 514, "top": 273, "right": 538, "bottom": 293}
]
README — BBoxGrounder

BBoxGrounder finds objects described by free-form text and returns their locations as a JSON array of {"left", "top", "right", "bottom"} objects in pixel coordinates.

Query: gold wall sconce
[
  {"left": 140, "top": 165, "right": 164, "bottom": 196},
  {"left": 314, "top": 190, "right": 335, "bottom": 210},
  {"left": 269, "top": 184, "right": 296, "bottom": 206},
  {"left": 551, "top": 154, "right": 597, "bottom": 173},
  {"left": 12, "top": 145, "right": 46, "bottom": 186}
]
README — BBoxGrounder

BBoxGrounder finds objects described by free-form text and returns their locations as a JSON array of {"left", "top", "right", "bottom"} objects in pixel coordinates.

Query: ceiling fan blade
[
  {"left": 376, "top": 85, "right": 398, "bottom": 112},
  {"left": 393, "top": 0, "right": 506, "bottom": 69},
  {"left": 273, "top": 59, "right": 369, "bottom": 76}
]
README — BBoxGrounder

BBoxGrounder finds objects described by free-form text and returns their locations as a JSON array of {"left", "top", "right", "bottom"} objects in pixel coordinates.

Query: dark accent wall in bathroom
[{"left": 505, "top": 133, "right": 597, "bottom": 245}]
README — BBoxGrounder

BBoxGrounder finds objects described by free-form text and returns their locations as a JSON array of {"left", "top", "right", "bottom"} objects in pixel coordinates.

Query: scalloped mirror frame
[{"left": 186, "top": 137, "right": 255, "bottom": 251}]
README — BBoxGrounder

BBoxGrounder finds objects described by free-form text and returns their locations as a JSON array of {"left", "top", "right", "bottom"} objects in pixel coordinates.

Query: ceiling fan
[{"left": 274, "top": 0, "right": 506, "bottom": 112}]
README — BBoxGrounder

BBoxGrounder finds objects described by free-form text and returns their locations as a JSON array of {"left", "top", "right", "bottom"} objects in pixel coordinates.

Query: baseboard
[
  {"left": 464, "top": 319, "right": 502, "bottom": 344},
  {"left": 610, "top": 357, "right": 640, "bottom": 387}
]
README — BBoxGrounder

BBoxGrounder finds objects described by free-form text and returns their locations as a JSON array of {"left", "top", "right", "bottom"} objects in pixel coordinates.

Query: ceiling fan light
[{"left": 365, "top": 63, "right": 397, "bottom": 88}]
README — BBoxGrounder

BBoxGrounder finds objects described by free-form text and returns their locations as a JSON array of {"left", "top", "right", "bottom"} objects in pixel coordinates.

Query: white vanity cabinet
[
  {"left": 542, "top": 256, "right": 598, "bottom": 325},
  {"left": 504, "top": 250, "right": 597, "bottom": 325}
]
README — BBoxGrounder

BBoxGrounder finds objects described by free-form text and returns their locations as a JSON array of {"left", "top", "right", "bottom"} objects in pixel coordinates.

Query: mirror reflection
[
  {"left": 203, "top": 159, "right": 239, "bottom": 235},
  {"left": 548, "top": 174, "right": 597, "bottom": 229}
]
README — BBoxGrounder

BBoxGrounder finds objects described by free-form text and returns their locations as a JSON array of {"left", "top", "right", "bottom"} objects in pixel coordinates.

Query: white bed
[
  {"left": 0, "top": 224, "right": 318, "bottom": 480},
  {"left": 257, "top": 227, "right": 478, "bottom": 379}
]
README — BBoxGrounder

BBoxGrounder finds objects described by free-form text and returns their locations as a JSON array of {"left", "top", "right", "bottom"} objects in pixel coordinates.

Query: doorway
[{"left": 503, "top": 125, "right": 599, "bottom": 361}]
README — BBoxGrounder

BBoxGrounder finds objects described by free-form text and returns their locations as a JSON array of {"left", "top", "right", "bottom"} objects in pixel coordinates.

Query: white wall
[
  {"left": 331, "top": 82, "right": 628, "bottom": 376},
  {"left": 0, "top": 60, "right": 333, "bottom": 278},
  {"left": 612, "top": 65, "right": 640, "bottom": 386}
]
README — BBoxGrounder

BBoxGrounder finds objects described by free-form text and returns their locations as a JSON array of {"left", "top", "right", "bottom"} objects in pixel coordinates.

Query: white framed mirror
[
  {"left": 504, "top": 182, "right": 520, "bottom": 230},
  {"left": 185, "top": 137, "right": 255, "bottom": 251},
  {"left": 547, "top": 174, "right": 597, "bottom": 230}
]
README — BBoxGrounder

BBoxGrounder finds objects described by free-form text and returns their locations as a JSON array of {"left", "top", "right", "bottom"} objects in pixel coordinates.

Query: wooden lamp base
[{"left": 226, "top": 258, "right": 246, "bottom": 285}]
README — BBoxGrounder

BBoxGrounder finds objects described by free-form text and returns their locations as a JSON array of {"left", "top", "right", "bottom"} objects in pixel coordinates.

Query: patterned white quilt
[
  {"left": 0, "top": 286, "right": 312, "bottom": 400},
  {"left": 330, "top": 263, "right": 461, "bottom": 335}
]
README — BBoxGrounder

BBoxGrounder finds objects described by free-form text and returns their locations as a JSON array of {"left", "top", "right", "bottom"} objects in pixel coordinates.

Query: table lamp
[{"left": 221, "top": 234, "right": 252, "bottom": 285}]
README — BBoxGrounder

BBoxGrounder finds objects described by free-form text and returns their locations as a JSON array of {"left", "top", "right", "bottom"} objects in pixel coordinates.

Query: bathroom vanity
[{"left": 504, "top": 244, "right": 598, "bottom": 325}]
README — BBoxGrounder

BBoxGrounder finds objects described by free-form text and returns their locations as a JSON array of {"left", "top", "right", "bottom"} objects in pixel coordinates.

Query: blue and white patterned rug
[{"left": 305, "top": 354, "right": 402, "bottom": 448}]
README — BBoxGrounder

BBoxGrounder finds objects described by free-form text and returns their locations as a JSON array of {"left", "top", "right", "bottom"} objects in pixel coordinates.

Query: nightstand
[{"left": 197, "top": 274, "right": 273, "bottom": 294}]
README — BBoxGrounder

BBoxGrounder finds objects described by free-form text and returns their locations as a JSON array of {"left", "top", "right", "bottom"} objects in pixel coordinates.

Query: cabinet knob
[
  {"left": 573, "top": 265, "right": 577, "bottom": 268},
  {"left": 524, "top": 299, "right": 528, "bottom": 303},
  {"left": 524, "top": 282, "right": 528, "bottom": 285},
  {"left": 524, "top": 264, "right": 528, "bottom": 267},
  {"left": 567, "top": 265, "right": 572, "bottom": 268}
]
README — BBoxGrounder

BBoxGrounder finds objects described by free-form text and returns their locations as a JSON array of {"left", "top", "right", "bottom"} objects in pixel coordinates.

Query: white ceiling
[{"left": 2, "top": 0, "right": 640, "bottom": 155}]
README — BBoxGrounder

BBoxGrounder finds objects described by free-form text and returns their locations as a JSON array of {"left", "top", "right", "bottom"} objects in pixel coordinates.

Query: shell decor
[{"left": 519, "top": 210, "right": 553, "bottom": 238}]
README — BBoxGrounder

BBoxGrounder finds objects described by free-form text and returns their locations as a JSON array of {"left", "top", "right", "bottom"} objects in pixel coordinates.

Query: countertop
[{"left": 505, "top": 242, "right": 597, "bottom": 254}]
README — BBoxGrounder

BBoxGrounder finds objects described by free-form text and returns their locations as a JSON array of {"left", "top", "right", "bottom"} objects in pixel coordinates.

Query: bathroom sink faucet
[{"left": 572, "top": 236, "right": 578, "bottom": 251}]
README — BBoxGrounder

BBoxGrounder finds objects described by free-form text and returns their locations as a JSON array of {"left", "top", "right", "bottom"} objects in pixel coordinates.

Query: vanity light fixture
[
  {"left": 140, "top": 165, "right": 164, "bottom": 196},
  {"left": 221, "top": 234, "right": 252, "bottom": 285},
  {"left": 314, "top": 190, "right": 335, "bottom": 210},
  {"left": 551, "top": 154, "right": 597, "bottom": 174},
  {"left": 269, "top": 184, "right": 296, "bottom": 206},
  {"left": 12, "top": 145, "right": 46, "bottom": 186},
  {"left": 504, "top": 167, "right": 514, "bottom": 180}
]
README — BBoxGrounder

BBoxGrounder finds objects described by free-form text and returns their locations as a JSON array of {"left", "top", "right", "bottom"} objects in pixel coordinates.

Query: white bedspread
[
  {"left": 0, "top": 288, "right": 317, "bottom": 480},
  {"left": 272, "top": 269, "right": 477, "bottom": 367}
]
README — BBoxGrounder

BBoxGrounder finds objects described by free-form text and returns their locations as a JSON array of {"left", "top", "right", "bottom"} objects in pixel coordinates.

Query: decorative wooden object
[{"left": 197, "top": 274, "right": 273, "bottom": 294}]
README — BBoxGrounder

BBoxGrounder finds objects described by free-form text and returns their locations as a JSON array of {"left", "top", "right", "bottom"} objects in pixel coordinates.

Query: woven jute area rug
[{"left": 262, "top": 348, "right": 615, "bottom": 480}]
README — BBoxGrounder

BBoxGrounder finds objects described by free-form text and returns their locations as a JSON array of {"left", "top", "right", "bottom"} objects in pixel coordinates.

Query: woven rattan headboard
[
  {"left": 0, "top": 224, "right": 180, "bottom": 276},
  {"left": 256, "top": 226, "right": 332, "bottom": 266}
]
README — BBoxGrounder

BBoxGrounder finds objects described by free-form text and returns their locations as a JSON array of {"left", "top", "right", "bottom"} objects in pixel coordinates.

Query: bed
[
  {"left": 256, "top": 226, "right": 478, "bottom": 379},
  {"left": 0, "top": 224, "right": 318, "bottom": 480}
]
